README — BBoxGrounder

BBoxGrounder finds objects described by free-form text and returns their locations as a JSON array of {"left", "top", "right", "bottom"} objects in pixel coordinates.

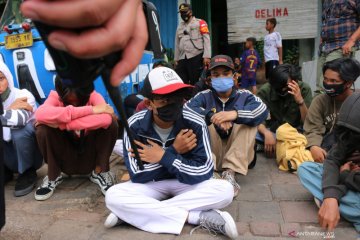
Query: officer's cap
[{"left": 179, "top": 3, "right": 191, "bottom": 13}]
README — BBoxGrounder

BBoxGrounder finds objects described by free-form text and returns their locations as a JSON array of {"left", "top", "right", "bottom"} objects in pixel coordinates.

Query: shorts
[{"left": 241, "top": 78, "right": 257, "bottom": 88}]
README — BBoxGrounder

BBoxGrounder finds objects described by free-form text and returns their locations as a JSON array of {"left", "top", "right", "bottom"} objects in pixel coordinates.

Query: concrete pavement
[{"left": 1, "top": 153, "right": 359, "bottom": 240}]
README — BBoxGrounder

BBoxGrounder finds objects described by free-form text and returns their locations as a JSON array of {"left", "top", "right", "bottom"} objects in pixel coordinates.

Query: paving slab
[
  {"left": 250, "top": 222, "right": 280, "bottom": 237},
  {"left": 236, "top": 172, "right": 272, "bottom": 185},
  {"left": 270, "top": 171, "right": 300, "bottom": 185},
  {"left": 280, "top": 223, "right": 302, "bottom": 238},
  {"left": 236, "top": 184, "right": 272, "bottom": 201},
  {"left": 236, "top": 222, "right": 251, "bottom": 236},
  {"left": 280, "top": 202, "right": 318, "bottom": 223},
  {"left": 238, "top": 201, "right": 283, "bottom": 222},
  {"left": 2, "top": 210, "right": 55, "bottom": 239},
  {"left": 40, "top": 219, "right": 98, "bottom": 240},
  {"left": 271, "top": 184, "right": 313, "bottom": 201}
]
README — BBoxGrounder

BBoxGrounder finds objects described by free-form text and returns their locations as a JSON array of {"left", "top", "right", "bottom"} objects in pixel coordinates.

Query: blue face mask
[{"left": 211, "top": 77, "right": 234, "bottom": 93}]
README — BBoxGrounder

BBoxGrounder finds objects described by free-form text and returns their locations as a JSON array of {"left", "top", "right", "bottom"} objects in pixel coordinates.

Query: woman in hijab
[{"left": 0, "top": 61, "right": 42, "bottom": 197}]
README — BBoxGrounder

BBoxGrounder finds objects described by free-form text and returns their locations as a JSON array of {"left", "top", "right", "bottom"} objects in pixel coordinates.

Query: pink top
[{"left": 35, "top": 90, "right": 112, "bottom": 131}]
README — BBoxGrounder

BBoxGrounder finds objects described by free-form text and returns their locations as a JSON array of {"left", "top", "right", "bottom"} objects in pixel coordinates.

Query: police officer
[{"left": 175, "top": 3, "right": 211, "bottom": 85}]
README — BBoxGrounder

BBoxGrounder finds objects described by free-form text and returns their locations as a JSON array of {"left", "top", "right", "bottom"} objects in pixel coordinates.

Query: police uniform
[{"left": 175, "top": 13, "right": 211, "bottom": 85}]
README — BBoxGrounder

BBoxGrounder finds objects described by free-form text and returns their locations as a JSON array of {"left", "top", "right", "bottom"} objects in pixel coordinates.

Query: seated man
[
  {"left": 298, "top": 92, "right": 360, "bottom": 232},
  {"left": 34, "top": 76, "right": 118, "bottom": 201},
  {"left": 105, "top": 67, "right": 238, "bottom": 239},
  {"left": 304, "top": 58, "right": 360, "bottom": 163},
  {"left": 0, "top": 62, "right": 42, "bottom": 197},
  {"left": 257, "top": 64, "right": 312, "bottom": 157},
  {"left": 185, "top": 55, "right": 268, "bottom": 197}
]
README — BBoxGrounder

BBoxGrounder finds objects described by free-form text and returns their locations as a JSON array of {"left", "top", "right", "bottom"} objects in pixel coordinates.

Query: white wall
[{"left": 227, "top": 0, "right": 318, "bottom": 43}]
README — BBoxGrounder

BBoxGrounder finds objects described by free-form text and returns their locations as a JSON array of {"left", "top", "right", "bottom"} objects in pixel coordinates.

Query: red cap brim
[{"left": 152, "top": 83, "right": 193, "bottom": 95}]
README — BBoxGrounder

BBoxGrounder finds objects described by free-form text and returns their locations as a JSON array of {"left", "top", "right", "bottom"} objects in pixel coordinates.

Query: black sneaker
[
  {"left": 4, "top": 166, "right": 13, "bottom": 184},
  {"left": 14, "top": 168, "right": 37, "bottom": 197},
  {"left": 89, "top": 170, "right": 115, "bottom": 195},
  {"left": 34, "top": 175, "right": 63, "bottom": 201}
]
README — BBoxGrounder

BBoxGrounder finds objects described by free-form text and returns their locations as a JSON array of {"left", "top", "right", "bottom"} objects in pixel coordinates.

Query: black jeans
[
  {"left": 0, "top": 103, "right": 5, "bottom": 230},
  {"left": 265, "top": 60, "right": 279, "bottom": 80},
  {"left": 176, "top": 53, "right": 203, "bottom": 85}
]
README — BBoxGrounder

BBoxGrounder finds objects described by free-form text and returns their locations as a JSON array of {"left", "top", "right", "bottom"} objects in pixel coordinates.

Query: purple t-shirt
[{"left": 240, "top": 49, "right": 261, "bottom": 80}]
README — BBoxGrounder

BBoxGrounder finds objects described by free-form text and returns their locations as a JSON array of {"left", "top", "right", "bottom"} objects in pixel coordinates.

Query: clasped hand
[
  {"left": 129, "top": 140, "right": 165, "bottom": 164},
  {"left": 173, "top": 129, "right": 197, "bottom": 154},
  {"left": 211, "top": 111, "right": 237, "bottom": 131}
]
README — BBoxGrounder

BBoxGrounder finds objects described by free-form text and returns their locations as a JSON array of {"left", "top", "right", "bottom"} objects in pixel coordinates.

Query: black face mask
[
  {"left": 156, "top": 102, "right": 183, "bottom": 122},
  {"left": 323, "top": 82, "right": 347, "bottom": 97},
  {"left": 181, "top": 13, "right": 191, "bottom": 22}
]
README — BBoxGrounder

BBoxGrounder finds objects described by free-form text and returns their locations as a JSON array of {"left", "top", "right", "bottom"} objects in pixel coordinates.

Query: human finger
[
  {"left": 46, "top": 1, "right": 139, "bottom": 58},
  {"left": 134, "top": 140, "right": 146, "bottom": 148},
  {"left": 147, "top": 139, "right": 157, "bottom": 146},
  {"left": 183, "top": 129, "right": 193, "bottom": 137},
  {"left": 187, "top": 133, "right": 197, "bottom": 142},
  {"left": 21, "top": 0, "right": 130, "bottom": 28},
  {"left": 110, "top": 6, "right": 148, "bottom": 85}
]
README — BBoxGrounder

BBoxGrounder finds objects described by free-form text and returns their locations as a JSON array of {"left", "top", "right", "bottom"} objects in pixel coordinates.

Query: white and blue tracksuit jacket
[
  {"left": 184, "top": 88, "right": 268, "bottom": 126},
  {"left": 123, "top": 109, "right": 214, "bottom": 185}
]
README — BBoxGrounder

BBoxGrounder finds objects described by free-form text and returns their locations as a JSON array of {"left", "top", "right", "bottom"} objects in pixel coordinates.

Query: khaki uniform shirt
[{"left": 174, "top": 17, "right": 211, "bottom": 61}]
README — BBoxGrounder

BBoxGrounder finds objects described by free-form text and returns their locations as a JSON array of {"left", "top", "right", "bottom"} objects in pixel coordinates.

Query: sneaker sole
[
  {"left": 34, "top": 189, "right": 54, "bottom": 201},
  {"left": 14, "top": 183, "right": 35, "bottom": 197},
  {"left": 233, "top": 188, "right": 239, "bottom": 198},
  {"left": 104, "top": 213, "right": 122, "bottom": 228},
  {"left": 215, "top": 210, "right": 238, "bottom": 239}
]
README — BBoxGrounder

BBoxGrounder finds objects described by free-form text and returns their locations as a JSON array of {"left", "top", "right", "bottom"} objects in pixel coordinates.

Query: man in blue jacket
[
  {"left": 185, "top": 55, "right": 268, "bottom": 197},
  {"left": 105, "top": 67, "right": 238, "bottom": 239}
]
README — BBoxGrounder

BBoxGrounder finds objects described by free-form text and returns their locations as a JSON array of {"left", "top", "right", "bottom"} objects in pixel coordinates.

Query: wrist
[
  {"left": 310, "top": 145, "right": 320, "bottom": 151},
  {"left": 296, "top": 99, "right": 304, "bottom": 105}
]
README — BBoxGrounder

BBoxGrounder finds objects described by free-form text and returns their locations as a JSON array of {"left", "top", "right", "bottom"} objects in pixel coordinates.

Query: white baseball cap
[{"left": 141, "top": 67, "right": 192, "bottom": 98}]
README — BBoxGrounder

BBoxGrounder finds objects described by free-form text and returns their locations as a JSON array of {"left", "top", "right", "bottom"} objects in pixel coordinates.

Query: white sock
[{"left": 187, "top": 210, "right": 201, "bottom": 225}]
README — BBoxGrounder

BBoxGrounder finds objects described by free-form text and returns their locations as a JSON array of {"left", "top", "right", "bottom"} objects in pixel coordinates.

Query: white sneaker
[
  {"left": 104, "top": 212, "right": 123, "bottom": 228},
  {"left": 191, "top": 210, "right": 238, "bottom": 239},
  {"left": 34, "top": 175, "right": 63, "bottom": 201},
  {"left": 89, "top": 170, "right": 115, "bottom": 195}
]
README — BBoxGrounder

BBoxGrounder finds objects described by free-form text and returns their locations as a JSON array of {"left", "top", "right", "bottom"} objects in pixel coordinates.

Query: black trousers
[
  {"left": 176, "top": 53, "right": 203, "bottom": 85},
  {"left": 0, "top": 103, "right": 4, "bottom": 230},
  {"left": 265, "top": 60, "right": 279, "bottom": 80}
]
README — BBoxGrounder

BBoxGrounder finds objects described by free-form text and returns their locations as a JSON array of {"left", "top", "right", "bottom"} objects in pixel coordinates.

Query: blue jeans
[
  {"left": 298, "top": 162, "right": 360, "bottom": 232},
  {"left": 3, "top": 122, "right": 43, "bottom": 174},
  {"left": 255, "top": 130, "right": 276, "bottom": 143}
]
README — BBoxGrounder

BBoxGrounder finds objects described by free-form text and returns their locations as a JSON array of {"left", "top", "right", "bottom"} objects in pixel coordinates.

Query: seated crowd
[{"left": 1, "top": 55, "right": 360, "bottom": 237}]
